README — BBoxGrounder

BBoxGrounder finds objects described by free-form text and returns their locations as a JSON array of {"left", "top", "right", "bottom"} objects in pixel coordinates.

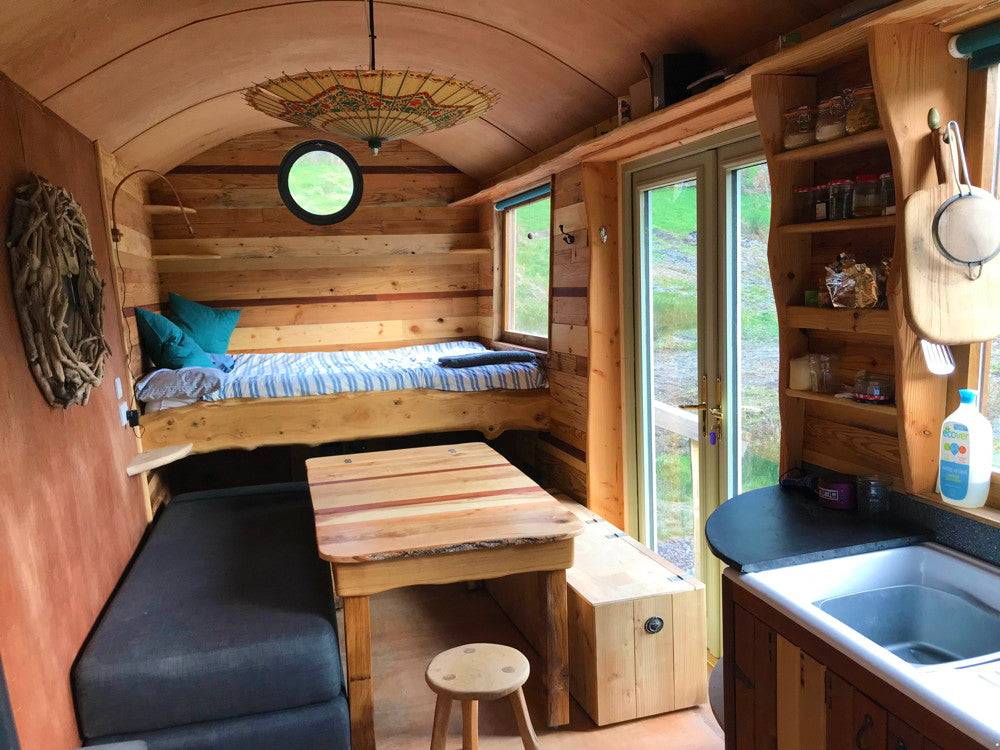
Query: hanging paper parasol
[
  {"left": 244, "top": 69, "right": 499, "bottom": 155},
  {"left": 244, "top": 0, "right": 499, "bottom": 154}
]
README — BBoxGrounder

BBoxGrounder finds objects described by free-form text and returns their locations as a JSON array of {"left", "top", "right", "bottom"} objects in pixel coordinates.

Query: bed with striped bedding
[{"left": 137, "top": 341, "right": 551, "bottom": 453}]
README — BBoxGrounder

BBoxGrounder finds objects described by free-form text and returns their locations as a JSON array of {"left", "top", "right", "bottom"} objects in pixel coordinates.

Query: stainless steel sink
[
  {"left": 816, "top": 584, "right": 1000, "bottom": 665},
  {"left": 740, "top": 544, "right": 1000, "bottom": 748}
]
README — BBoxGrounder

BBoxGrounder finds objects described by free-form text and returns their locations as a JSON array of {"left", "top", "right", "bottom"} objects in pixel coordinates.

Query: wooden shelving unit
[
  {"left": 778, "top": 215, "right": 896, "bottom": 235},
  {"left": 785, "top": 388, "right": 896, "bottom": 416},
  {"left": 772, "top": 128, "right": 887, "bottom": 163},
  {"left": 753, "top": 24, "right": 967, "bottom": 495}
]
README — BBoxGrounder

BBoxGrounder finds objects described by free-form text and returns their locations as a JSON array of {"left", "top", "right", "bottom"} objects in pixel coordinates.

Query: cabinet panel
[
  {"left": 776, "top": 637, "right": 826, "bottom": 750},
  {"left": 825, "top": 672, "right": 854, "bottom": 750},
  {"left": 753, "top": 622, "right": 777, "bottom": 750},
  {"left": 888, "top": 715, "right": 923, "bottom": 750},
  {"left": 733, "top": 604, "right": 757, "bottom": 749},
  {"left": 852, "top": 690, "right": 887, "bottom": 750}
]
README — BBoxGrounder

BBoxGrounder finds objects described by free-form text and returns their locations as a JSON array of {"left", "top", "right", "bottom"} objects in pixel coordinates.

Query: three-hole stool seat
[{"left": 425, "top": 643, "right": 539, "bottom": 749}]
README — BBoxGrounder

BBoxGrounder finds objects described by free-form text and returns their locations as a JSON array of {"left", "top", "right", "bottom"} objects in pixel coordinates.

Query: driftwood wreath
[{"left": 6, "top": 175, "right": 109, "bottom": 407}]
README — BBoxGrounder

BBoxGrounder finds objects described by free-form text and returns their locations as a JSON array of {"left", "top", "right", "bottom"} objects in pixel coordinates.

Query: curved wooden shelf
[
  {"left": 772, "top": 129, "right": 887, "bottom": 163},
  {"left": 126, "top": 443, "right": 193, "bottom": 476},
  {"left": 785, "top": 389, "right": 896, "bottom": 416},
  {"left": 784, "top": 306, "right": 893, "bottom": 337},
  {"left": 779, "top": 215, "right": 896, "bottom": 234}
]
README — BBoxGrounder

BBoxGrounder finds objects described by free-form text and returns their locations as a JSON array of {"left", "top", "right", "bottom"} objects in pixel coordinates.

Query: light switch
[
  {"left": 118, "top": 401, "right": 128, "bottom": 427},
  {"left": 114, "top": 377, "right": 123, "bottom": 399}
]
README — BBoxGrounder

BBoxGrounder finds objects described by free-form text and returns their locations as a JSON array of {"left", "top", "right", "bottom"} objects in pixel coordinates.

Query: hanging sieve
[{"left": 931, "top": 120, "right": 1000, "bottom": 280}]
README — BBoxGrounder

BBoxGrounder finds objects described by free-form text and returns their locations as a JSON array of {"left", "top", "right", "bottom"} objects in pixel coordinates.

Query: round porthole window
[{"left": 278, "top": 140, "right": 363, "bottom": 225}]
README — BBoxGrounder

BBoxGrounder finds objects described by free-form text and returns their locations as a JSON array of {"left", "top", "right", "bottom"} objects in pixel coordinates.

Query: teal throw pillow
[
  {"left": 135, "top": 307, "right": 214, "bottom": 369},
  {"left": 168, "top": 292, "right": 240, "bottom": 354}
]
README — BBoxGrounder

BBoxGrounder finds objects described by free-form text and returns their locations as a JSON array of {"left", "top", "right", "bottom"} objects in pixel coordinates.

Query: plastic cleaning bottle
[{"left": 938, "top": 389, "right": 994, "bottom": 508}]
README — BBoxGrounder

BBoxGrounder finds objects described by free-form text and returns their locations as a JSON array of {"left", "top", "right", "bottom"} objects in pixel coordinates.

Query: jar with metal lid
[
  {"left": 815, "top": 96, "right": 847, "bottom": 142},
  {"left": 828, "top": 179, "right": 853, "bottom": 220},
  {"left": 793, "top": 186, "right": 814, "bottom": 223},
  {"left": 783, "top": 106, "right": 817, "bottom": 150},
  {"left": 813, "top": 183, "right": 829, "bottom": 221},
  {"left": 852, "top": 174, "right": 883, "bottom": 218},
  {"left": 845, "top": 84, "right": 880, "bottom": 135},
  {"left": 879, "top": 172, "right": 895, "bottom": 215}
]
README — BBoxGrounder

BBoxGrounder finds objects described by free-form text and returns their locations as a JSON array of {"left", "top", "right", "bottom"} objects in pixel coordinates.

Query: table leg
[
  {"left": 542, "top": 569, "right": 570, "bottom": 727},
  {"left": 344, "top": 595, "right": 376, "bottom": 750}
]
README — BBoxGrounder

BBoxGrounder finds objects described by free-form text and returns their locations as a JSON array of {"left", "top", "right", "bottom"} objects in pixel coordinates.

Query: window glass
[
  {"left": 733, "top": 163, "right": 779, "bottom": 492},
  {"left": 505, "top": 198, "right": 551, "bottom": 339},
  {"left": 278, "top": 140, "right": 363, "bottom": 225}
]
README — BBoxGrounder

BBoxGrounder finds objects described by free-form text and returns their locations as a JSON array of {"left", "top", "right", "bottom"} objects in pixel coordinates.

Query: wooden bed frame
[{"left": 139, "top": 388, "right": 551, "bottom": 453}]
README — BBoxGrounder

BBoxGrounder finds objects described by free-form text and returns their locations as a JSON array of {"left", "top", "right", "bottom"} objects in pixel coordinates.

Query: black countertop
[{"left": 705, "top": 485, "right": 929, "bottom": 573}]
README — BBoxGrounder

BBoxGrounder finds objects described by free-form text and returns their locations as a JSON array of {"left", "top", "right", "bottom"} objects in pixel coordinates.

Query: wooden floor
[{"left": 338, "top": 583, "right": 724, "bottom": 749}]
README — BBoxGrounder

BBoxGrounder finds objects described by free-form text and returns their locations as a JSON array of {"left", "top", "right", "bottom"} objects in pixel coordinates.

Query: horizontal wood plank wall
[
  {"left": 538, "top": 165, "right": 589, "bottom": 500},
  {"left": 148, "top": 128, "right": 489, "bottom": 352},
  {"left": 97, "top": 147, "right": 158, "bottom": 382}
]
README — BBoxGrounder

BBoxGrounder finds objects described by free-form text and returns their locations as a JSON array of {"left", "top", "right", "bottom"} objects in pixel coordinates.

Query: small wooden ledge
[
  {"left": 127, "top": 443, "right": 193, "bottom": 476},
  {"left": 144, "top": 204, "right": 196, "bottom": 215}
]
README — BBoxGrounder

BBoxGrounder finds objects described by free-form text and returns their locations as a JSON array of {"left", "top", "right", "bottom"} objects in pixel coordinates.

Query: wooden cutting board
[{"left": 903, "top": 182, "right": 1000, "bottom": 345}]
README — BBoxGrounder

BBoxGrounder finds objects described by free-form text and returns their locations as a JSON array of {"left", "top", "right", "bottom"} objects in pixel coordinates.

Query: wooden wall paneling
[
  {"left": 150, "top": 128, "right": 490, "bottom": 354},
  {"left": 478, "top": 202, "right": 502, "bottom": 340},
  {"left": 0, "top": 73, "right": 146, "bottom": 750},
  {"left": 542, "top": 166, "right": 590, "bottom": 500},
  {"left": 751, "top": 73, "right": 817, "bottom": 474},
  {"left": 868, "top": 23, "right": 967, "bottom": 494},
  {"left": 581, "top": 162, "right": 624, "bottom": 529}
]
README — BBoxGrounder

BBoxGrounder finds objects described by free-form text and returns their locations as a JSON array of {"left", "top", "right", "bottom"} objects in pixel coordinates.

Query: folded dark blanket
[{"left": 438, "top": 350, "right": 537, "bottom": 368}]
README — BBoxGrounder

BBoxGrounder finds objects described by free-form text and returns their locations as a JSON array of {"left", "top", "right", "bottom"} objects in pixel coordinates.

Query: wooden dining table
[{"left": 306, "top": 442, "right": 583, "bottom": 750}]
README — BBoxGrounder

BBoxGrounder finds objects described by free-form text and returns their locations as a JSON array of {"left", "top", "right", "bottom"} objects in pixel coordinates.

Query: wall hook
[{"left": 559, "top": 225, "right": 576, "bottom": 245}]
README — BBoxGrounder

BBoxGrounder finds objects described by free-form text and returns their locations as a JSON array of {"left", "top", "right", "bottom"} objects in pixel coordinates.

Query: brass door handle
[{"left": 678, "top": 402, "right": 708, "bottom": 411}]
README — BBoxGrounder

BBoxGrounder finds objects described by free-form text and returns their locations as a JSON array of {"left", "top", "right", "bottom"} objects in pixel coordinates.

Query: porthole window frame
[{"left": 277, "top": 139, "right": 364, "bottom": 225}]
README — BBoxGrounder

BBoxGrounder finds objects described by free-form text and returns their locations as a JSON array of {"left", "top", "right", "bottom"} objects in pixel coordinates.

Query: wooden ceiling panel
[{"left": 1, "top": 0, "right": 848, "bottom": 178}]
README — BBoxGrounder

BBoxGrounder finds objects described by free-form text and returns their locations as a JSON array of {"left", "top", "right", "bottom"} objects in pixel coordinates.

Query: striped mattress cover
[{"left": 139, "top": 341, "right": 547, "bottom": 411}]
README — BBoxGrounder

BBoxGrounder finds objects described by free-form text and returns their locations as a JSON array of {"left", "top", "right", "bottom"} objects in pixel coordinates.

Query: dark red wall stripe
[{"left": 551, "top": 286, "right": 587, "bottom": 297}]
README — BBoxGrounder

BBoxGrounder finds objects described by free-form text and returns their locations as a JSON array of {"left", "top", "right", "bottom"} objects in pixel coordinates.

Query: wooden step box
[{"left": 487, "top": 497, "right": 707, "bottom": 725}]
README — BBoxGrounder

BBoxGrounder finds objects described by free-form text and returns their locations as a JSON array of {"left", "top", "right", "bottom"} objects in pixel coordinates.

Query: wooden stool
[{"left": 426, "top": 643, "right": 540, "bottom": 750}]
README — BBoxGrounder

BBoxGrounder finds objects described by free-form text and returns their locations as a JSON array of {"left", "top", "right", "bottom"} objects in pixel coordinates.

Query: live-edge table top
[{"left": 306, "top": 442, "right": 583, "bottom": 564}]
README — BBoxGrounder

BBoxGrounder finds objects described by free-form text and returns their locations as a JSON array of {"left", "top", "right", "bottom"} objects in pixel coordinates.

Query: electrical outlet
[
  {"left": 118, "top": 401, "right": 128, "bottom": 427},
  {"left": 114, "top": 377, "right": 123, "bottom": 399}
]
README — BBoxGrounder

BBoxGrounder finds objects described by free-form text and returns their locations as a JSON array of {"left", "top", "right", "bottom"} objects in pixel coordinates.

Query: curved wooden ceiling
[{"left": 0, "top": 1, "right": 844, "bottom": 179}]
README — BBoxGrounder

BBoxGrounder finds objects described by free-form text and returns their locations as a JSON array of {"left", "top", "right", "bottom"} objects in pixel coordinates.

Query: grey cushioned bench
[{"left": 73, "top": 484, "right": 350, "bottom": 750}]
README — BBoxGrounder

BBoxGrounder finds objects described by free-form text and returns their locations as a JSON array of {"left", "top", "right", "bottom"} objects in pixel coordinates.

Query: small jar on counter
[
  {"left": 879, "top": 172, "right": 896, "bottom": 215},
  {"left": 815, "top": 96, "right": 847, "bottom": 142},
  {"left": 852, "top": 174, "right": 883, "bottom": 218},
  {"left": 793, "top": 186, "right": 814, "bottom": 223},
  {"left": 813, "top": 183, "right": 830, "bottom": 221},
  {"left": 828, "top": 179, "right": 853, "bottom": 220},
  {"left": 845, "top": 84, "right": 880, "bottom": 135},
  {"left": 783, "top": 106, "right": 817, "bottom": 150}
]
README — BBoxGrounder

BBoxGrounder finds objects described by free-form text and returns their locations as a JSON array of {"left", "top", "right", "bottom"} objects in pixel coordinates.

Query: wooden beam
[{"left": 582, "top": 162, "right": 624, "bottom": 530}]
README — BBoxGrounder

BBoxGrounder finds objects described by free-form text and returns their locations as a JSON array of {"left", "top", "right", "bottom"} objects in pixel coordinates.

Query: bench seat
[{"left": 73, "top": 484, "right": 349, "bottom": 749}]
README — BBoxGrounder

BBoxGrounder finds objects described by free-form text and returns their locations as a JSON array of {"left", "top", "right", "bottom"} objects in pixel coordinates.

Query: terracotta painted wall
[{"left": 0, "top": 74, "right": 147, "bottom": 750}]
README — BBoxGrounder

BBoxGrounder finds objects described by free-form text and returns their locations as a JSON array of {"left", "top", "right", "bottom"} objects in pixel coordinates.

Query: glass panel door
[
  {"left": 630, "top": 135, "right": 772, "bottom": 656},
  {"left": 633, "top": 152, "right": 717, "bottom": 579},
  {"left": 726, "top": 160, "right": 780, "bottom": 495}
]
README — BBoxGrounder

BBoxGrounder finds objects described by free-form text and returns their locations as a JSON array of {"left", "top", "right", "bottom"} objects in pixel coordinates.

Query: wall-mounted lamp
[{"left": 110, "top": 169, "right": 194, "bottom": 243}]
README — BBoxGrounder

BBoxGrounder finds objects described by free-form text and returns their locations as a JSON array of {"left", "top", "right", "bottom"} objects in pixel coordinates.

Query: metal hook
[{"left": 558, "top": 225, "right": 576, "bottom": 245}]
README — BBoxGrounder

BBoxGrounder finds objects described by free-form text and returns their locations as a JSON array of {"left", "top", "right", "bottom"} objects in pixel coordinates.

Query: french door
[{"left": 627, "top": 134, "right": 778, "bottom": 655}]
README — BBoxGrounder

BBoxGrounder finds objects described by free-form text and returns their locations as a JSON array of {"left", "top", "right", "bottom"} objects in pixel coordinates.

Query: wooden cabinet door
[
  {"left": 852, "top": 691, "right": 887, "bottom": 750},
  {"left": 888, "top": 715, "right": 923, "bottom": 750}
]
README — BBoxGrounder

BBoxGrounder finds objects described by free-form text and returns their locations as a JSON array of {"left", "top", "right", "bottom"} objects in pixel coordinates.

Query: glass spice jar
[
  {"left": 794, "top": 186, "right": 814, "bottom": 223},
  {"left": 880, "top": 172, "right": 896, "bottom": 215},
  {"left": 815, "top": 96, "right": 847, "bottom": 142},
  {"left": 783, "top": 105, "right": 817, "bottom": 150},
  {"left": 845, "top": 84, "right": 880, "bottom": 135},
  {"left": 813, "top": 183, "right": 830, "bottom": 221},
  {"left": 852, "top": 174, "right": 883, "bottom": 218},
  {"left": 828, "top": 179, "right": 853, "bottom": 220}
]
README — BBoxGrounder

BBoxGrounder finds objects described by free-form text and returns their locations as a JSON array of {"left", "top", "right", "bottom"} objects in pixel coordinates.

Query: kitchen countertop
[{"left": 705, "top": 484, "right": 929, "bottom": 572}]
